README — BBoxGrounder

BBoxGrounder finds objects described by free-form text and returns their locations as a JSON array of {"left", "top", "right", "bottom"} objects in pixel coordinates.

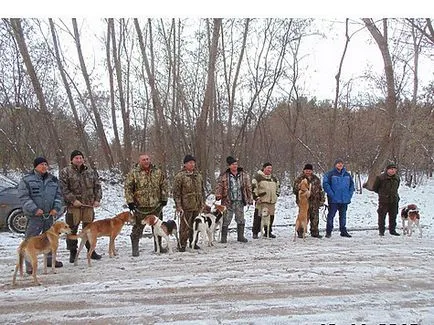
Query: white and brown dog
[
  {"left": 401, "top": 204, "right": 422, "bottom": 237},
  {"left": 294, "top": 178, "right": 311, "bottom": 241},
  {"left": 141, "top": 215, "right": 179, "bottom": 254},
  {"left": 260, "top": 206, "right": 271, "bottom": 238},
  {"left": 191, "top": 204, "right": 227, "bottom": 248}
]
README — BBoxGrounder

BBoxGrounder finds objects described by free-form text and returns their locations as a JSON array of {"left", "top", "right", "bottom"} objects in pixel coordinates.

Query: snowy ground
[{"left": 0, "top": 176, "right": 433, "bottom": 324}]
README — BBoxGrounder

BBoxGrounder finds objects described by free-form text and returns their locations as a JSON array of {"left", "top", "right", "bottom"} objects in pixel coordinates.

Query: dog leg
[
  {"left": 30, "top": 255, "right": 40, "bottom": 285},
  {"left": 43, "top": 254, "right": 48, "bottom": 274},
  {"left": 51, "top": 249, "right": 57, "bottom": 274},
  {"left": 74, "top": 236, "right": 87, "bottom": 266},
  {"left": 166, "top": 235, "right": 173, "bottom": 254},
  {"left": 154, "top": 233, "right": 161, "bottom": 254},
  {"left": 109, "top": 237, "right": 115, "bottom": 257},
  {"left": 293, "top": 225, "right": 297, "bottom": 242},
  {"left": 12, "top": 252, "right": 22, "bottom": 285},
  {"left": 87, "top": 239, "right": 98, "bottom": 266}
]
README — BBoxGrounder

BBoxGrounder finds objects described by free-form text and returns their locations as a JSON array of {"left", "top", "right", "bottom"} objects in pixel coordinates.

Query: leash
[{"left": 321, "top": 204, "right": 328, "bottom": 222}]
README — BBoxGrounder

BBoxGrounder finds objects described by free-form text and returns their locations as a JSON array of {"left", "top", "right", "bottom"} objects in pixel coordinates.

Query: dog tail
[{"left": 67, "top": 232, "right": 86, "bottom": 240}]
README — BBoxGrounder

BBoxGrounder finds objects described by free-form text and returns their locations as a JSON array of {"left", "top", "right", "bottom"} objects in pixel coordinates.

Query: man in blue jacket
[
  {"left": 322, "top": 158, "right": 355, "bottom": 238},
  {"left": 18, "top": 157, "right": 64, "bottom": 274}
]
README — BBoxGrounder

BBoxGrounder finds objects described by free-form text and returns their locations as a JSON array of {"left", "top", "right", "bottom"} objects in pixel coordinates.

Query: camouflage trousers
[
  {"left": 223, "top": 201, "right": 245, "bottom": 227},
  {"left": 179, "top": 211, "right": 199, "bottom": 249},
  {"left": 65, "top": 210, "right": 95, "bottom": 251},
  {"left": 308, "top": 206, "right": 320, "bottom": 235}
]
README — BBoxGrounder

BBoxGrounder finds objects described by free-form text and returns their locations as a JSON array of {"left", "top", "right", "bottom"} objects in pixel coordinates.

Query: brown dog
[
  {"left": 141, "top": 215, "right": 179, "bottom": 254},
  {"left": 12, "top": 221, "right": 71, "bottom": 286},
  {"left": 294, "top": 178, "right": 311, "bottom": 241},
  {"left": 68, "top": 211, "right": 133, "bottom": 266}
]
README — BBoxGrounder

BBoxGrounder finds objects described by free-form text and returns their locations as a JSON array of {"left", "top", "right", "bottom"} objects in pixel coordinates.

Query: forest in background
[{"left": 0, "top": 18, "right": 433, "bottom": 191}]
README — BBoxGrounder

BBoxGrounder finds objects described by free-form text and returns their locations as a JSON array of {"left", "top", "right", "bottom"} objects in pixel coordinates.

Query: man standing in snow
[
  {"left": 293, "top": 164, "right": 325, "bottom": 238},
  {"left": 251, "top": 162, "right": 280, "bottom": 239},
  {"left": 18, "top": 157, "right": 64, "bottom": 274},
  {"left": 172, "top": 155, "right": 204, "bottom": 252},
  {"left": 216, "top": 156, "right": 253, "bottom": 243},
  {"left": 322, "top": 158, "right": 355, "bottom": 238},
  {"left": 124, "top": 153, "right": 168, "bottom": 256},
  {"left": 60, "top": 150, "right": 103, "bottom": 263},
  {"left": 372, "top": 163, "right": 401, "bottom": 236}
]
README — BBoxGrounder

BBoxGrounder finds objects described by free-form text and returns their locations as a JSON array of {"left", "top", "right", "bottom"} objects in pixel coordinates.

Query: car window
[{"left": 0, "top": 175, "right": 18, "bottom": 191}]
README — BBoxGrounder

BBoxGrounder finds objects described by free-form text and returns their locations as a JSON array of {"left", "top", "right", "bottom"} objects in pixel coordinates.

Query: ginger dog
[
  {"left": 12, "top": 221, "right": 71, "bottom": 286},
  {"left": 68, "top": 211, "right": 133, "bottom": 266},
  {"left": 294, "top": 178, "right": 311, "bottom": 241},
  {"left": 141, "top": 215, "right": 179, "bottom": 254}
]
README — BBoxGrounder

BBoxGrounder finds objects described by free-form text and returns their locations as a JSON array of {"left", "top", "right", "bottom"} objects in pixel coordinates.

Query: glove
[
  {"left": 160, "top": 200, "right": 167, "bottom": 207},
  {"left": 128, "top": 203, "right": 136, "bottom": 212},
  {"left": 72, "top": 199, "right": 82, "bottom": 207},
  {"left": 93, "top": 201, "right": 101, "bottom": 208}
]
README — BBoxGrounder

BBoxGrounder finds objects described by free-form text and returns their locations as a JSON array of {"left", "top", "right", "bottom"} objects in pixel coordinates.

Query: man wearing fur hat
[
  {"left": 59, "top": 150, "right": 103, "bottom": 262},
  {"left": 18, "top": 157, "right": 64, "bottom": 273},
  {"left": 322, "top": 158, "right": 355, "bottom": 238},
  {"left": 173, "top": 154, "right": 205, "bottom": 252},
  {"left": 252, "top": 162, "right": 280, "bottom": 238},
  {"left": 293, "top": 164, "right": 325, "bottom": 238},
  {"left": 372, "top": 162, "right": 400, "bottom": 236},
  {"left": 216, "top": 156, "right": 253, "bottom": 243}
]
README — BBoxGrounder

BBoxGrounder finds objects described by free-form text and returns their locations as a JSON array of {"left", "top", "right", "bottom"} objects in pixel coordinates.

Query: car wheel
[{"left": 8, "top": 209, "right": 27, "bottom": 234}]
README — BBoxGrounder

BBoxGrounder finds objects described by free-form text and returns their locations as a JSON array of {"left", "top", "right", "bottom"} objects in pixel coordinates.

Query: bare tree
[
  {"left": 71, "top": 18, "right": 114, "bottom": 169},
  {"left": 362, "top": 18, "right": 399, "bottom": 190},
  {"left": 9, "top": 18, "right": 67, "bottom": 168}
]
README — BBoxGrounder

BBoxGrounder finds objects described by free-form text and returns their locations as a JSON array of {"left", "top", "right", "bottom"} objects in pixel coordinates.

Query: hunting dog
[
  {"left": 141, "top": 215, "right": 180, "bottom": 254},
  {"left": 293, "top": 178, "right": 311, "bottom": 241},
  {"left": 12, "top": 221, "right": 71, "bottom": 286},
  {"left": 260, "top": 206, "right": 271, "bottom": 238},
  {"left": 68, "top": 211, "right": 133, "bottom": 266},
  {"left": 192, "top": 204, "right": 227, "bottom": 248},
  {"left": 401, "top": 204, "right": 422, "bottom": 237}
]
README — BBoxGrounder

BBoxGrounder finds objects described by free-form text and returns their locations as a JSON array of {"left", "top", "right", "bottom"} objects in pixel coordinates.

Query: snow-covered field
[{"left": 0, "top": 175, "right": 433, "bottom": 324}]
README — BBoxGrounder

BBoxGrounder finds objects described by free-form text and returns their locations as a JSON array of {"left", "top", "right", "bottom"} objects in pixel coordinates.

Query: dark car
[{"left": 0, "top": 175, "right": 27, "bottom": 233}]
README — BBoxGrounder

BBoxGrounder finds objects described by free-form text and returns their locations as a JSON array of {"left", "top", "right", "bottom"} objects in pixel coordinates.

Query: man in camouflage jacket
[
  {"left": 252, "top": 162, "right": 280, "bottom": 238},
  {"left": 215, "top": 156, "right": 253, "bottom": 243},
  {"left": 59, "top": 150, "right": 102, "bottom": 262},
  {"left": 172, "top": 154, "right": 204, "bottom": 252},
  {"left": 124, "top": 153, "right": 168, "bottom": 256},
  {"left": 293, "top": 164, "right": 325, "bottom": 238}
]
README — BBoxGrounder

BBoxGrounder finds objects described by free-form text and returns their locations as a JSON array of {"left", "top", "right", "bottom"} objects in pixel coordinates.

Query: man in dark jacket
[
  {"left": 322, "top": 158, "right": 355, "bottom": 238},
  {"left": 372, "top": 163, "right": 400, "bottom": 236},
  {"left": 18, "top": 157, "right": 64, "bottom": 274}
]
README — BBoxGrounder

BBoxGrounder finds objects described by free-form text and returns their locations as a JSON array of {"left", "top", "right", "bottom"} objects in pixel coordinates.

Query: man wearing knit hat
[
  {"left": 322, "top": 158, "right": 355, "bottom": 238},
  {"left": 18, "top": 157, "right": 64, "bottom": 273},
  {"left": 372, "top": 162, "right": 400, "bottom": 236},
  {"left": 215, "top": 156, "right": 253, "bottom": 243},
  {"left": 59, "top": 150, "right": 103, "bottom": 262},
  {"left": 292, "top": 163, "right": 325, "bottom": 238},
  {"left": 173, "top": 154, "right": 204, "bottom": 251}
]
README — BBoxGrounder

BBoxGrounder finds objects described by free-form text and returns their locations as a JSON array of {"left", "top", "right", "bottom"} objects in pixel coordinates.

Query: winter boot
[
  {"left": 47, "top": 257, "right": 63, "bottom": 268},
  {"left": 85, "top": 241, "right": 102, "bottom": 260},
  {"left": 130, "top": 235, "right": 139, "bottom": 257},
  {"left": 69, "top": 249, "right": 77, "bottom": 263},
  {"left": 237, "top": 224, "right": 248, "bottom": 243},
  {"left": 221, "top": 225, "right": 228, "bottom": 243}
]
